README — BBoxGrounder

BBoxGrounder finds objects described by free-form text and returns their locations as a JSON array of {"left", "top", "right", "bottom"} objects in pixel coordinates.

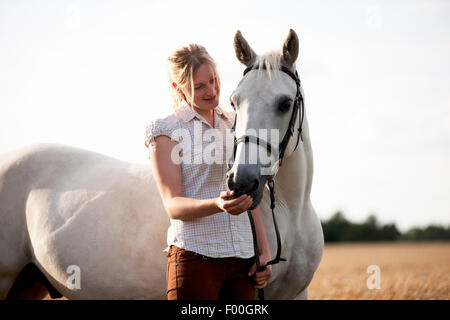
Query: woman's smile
[{"left": 203, "top": 95, "right": 216, "bottom": 102}]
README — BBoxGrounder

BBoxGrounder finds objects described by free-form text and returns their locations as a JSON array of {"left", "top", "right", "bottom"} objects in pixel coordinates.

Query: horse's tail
[
  {"left": 0, "top": 145, "right": 40, "bottom": 298},
  {"left": 0, "top": 144, "right": 55, "bottom": 256},
  {"left": 0, "top": 144, "right": 68, "bottom": 299},
  {"left": 0, "top": 143, "right": 70, "bottom": 251}
]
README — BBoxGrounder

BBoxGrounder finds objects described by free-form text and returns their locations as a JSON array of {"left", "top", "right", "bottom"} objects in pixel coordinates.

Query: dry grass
[
  {"left": 44, "top": 242, "right": 449, "bottom": 300},
  {"left": 308, "top": 242, "right": 450, "bottom": 299}
]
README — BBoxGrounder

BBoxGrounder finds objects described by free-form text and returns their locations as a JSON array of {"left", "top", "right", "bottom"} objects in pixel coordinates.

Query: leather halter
[
  {"left": 228, "top": 64, "right": 305, "bottom": 300},
  {"left": 230, "top": 64, "right": 304, "bottom": 172}
]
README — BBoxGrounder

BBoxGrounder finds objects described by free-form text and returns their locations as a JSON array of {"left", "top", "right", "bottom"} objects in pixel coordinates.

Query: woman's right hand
[{"left": 215, "top": 190, "right": 253, "bottom": 215}]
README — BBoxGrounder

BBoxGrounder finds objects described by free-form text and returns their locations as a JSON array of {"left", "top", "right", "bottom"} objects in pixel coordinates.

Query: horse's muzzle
[{"left": 226, "top": 164, "right": 268, "bottom": 209}]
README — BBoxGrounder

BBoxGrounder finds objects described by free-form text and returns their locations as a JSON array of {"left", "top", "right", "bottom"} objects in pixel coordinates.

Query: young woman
[{"left": 145, "top": 43, "right": 272, "bottom": 300}]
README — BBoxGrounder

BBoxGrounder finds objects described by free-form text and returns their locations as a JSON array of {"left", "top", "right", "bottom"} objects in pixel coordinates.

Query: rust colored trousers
[{"left": 166, "top": 245, "right": 256, "bottom": 300}]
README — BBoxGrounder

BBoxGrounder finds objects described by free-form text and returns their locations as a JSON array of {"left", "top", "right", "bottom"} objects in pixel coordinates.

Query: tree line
[{"left": 321, "top": 211, "right": 450, "bottom": 242}]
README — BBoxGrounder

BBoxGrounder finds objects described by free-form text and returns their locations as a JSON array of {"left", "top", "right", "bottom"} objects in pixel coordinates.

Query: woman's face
[{"left": 183, "top": 63, "right": 220, "bottom": 111}]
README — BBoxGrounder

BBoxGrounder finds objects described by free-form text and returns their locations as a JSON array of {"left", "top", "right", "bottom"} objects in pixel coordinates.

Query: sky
[{"left": 1, "top": 0, "right": 449, "bottom": 232}]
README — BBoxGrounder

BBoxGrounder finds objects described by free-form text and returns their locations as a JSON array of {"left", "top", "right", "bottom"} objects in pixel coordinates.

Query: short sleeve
[{"left": 144, "top": 118, "right": 180, "bottom": 152}]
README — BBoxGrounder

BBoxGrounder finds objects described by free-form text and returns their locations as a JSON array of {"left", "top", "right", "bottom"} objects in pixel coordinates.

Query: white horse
[
  {"left": 0, "top": 29, "right": 322, "bottom": 300},
  {"left": 226, "top": 29, "right": 323, "bottom": 299}
]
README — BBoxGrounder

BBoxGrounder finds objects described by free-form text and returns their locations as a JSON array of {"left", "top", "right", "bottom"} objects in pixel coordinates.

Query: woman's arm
[
  {"left": 149, "top": 135, "right": 252, "bottom": 221},
  {"left": 251, "top": 206, "right": 271, "bottom": 258},
  {"left": 248, "top": 205, "right": 273, "bottom": 288}
]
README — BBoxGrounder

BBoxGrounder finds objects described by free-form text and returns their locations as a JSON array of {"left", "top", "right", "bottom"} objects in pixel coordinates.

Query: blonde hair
[{"left": 168, "top": 43, "right": 220, "bottom": 109}]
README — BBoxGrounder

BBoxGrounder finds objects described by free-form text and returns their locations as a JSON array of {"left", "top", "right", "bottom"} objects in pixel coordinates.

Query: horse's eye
[
  {"left": 278, "top": 100, "right": 291, "bottom": 113},
  {"left": 230, "top": 100, "right": 235, "bottom": 110}
]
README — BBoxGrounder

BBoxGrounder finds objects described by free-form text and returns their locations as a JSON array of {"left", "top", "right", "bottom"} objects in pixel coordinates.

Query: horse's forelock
[{"left": 254, "top": 50, "right": 283, "bottom": 79}]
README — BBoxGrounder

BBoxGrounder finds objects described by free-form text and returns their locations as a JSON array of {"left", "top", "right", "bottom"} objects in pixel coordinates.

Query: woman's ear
[
  {"left": 178, "top": 86, "right": 188, "bottom": 103},
  {"left": 173, "top": 82, "right": 185, "bottom": 98}
]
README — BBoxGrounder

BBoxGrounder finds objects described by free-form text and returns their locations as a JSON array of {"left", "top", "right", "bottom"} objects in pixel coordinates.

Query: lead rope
[{"left": 248, "top": 176, "right": 286, "bottom": 300}]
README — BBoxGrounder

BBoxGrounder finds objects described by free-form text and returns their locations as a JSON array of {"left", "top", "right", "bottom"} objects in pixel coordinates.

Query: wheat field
[
  {"left": 43, "top": 242, "right": 449, "bottom": 300},
  {"left": 308, "top": 242, "right": 450, "bottom": 299}
]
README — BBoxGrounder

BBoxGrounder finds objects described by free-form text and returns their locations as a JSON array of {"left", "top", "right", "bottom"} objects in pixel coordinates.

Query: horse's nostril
[
  {"left": 250, "top": 179, "right": 259, "bottom": 192},
  {"left": 227, "top": 172, "right": 235, "bottom": 190}
]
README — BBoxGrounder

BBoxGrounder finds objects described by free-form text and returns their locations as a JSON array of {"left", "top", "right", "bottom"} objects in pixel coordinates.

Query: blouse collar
[{"left": 175, "top": 101, "right": 234, "bottom": 125}]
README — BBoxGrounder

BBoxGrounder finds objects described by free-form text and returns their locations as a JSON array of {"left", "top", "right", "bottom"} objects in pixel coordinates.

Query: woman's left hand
[{"left": 248, "top": 252, "right": 273, "bottom": 289}]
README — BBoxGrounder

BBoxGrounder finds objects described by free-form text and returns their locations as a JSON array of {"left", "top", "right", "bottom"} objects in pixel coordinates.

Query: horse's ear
[
  {"left": 282, "top": 29, "right": 299, "bottom": 66},
  {"left": 234, "top": 30, "right": 256, "bottom": 66}
]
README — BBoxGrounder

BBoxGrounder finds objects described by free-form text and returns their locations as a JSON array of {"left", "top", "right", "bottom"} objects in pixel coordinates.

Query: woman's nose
[{"left": 207, "top": 83, "right": 216, "bottom": 96}]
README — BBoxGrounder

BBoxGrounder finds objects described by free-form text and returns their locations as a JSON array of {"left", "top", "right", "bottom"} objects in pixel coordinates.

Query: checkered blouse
[{"left": 144, "top": 102, "right": 254, "bottom": 259}]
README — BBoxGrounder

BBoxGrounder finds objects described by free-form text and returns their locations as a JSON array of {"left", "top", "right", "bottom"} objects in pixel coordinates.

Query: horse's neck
[
  {"left": 265, "top": 116, "right": 314, "bottom": 285},
  {"left": 274, "top": 116, "right": 313, "bottom": 214}
]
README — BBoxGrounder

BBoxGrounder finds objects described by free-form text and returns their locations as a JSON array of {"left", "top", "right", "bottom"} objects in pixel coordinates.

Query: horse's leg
[
  {"left": 0, "top": 257, "right": 35, "bottom": 299},
  {"left": 293, "top": 288, "right": 308, "bottom": 300},
  {"left": 5, "top": 263, "right": 53, "bottom": 300},
  {"left": 0, "top": 245, "right": 29, "bottom": 300},
  {"left": 0, "top": 153, "right": 29, "bottom": 299},
  {"left": 0, "top": 276, "right": 16, "bottom": 300}
]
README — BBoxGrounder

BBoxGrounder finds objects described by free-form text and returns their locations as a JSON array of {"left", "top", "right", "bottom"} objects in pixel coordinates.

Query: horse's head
[{"left": 226, "top": 29, "right": 303, "bottom": 209}]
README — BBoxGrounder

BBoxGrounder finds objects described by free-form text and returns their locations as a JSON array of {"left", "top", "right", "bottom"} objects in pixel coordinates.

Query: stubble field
[
  {"left": 308, "top": 242, "right": 449, "bottom": 299},
  {"left": 43, "top": 242, "right": 449, "bottom": 300}
]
